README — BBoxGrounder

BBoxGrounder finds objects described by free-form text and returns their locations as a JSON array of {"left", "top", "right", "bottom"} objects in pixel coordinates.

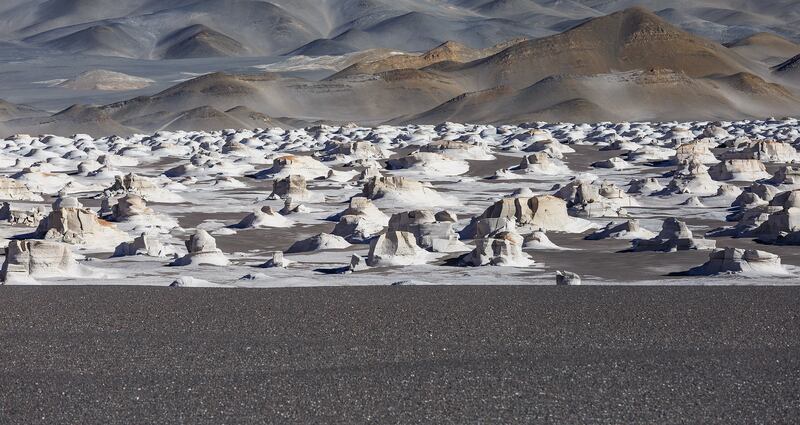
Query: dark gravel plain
[{"left": 1, "top": 285, "right": 799, "bottom": 424}]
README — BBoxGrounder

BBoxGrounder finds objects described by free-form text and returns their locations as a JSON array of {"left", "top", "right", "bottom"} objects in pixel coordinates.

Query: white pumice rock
[
  {"left": 708, "top": 159, "right": 770, "bottom": 181},
  {"left": 233, "top": 206, "right": 294, "bottom": 229},
  {"left": 661, "top": 159, "right": 721, "bottom": 196},
  {"left": 680, "top": 196, "right": 706, "bottom": 207},
  {"left": 631, "top": 218, "right": 716, "bottom": 252},
  {"left": 681, "top": 248, "right": 789, "bottom": 276},
  {"left": 366, "top": 231, "right": 428, "bottom": 267},
  {"left": 555, "top": 270, "right": 582, "bottom": 285},
  {"left": 211, "top": 176, "right": 247, "bottom": 189},
  {"left": 0, "top": 202, "right": 45, "bottom": 227},
  {"left": 287, "top": 233, "right": 351, "bottom": 253},
  {"left": 768, "top": 166, "right": 800, "bottom": 186},
  {"left": 361, "top": 176, "right": 457, "bottom": 208},
  {"left": 627, "top": 177, "right": 664, "bottom": 195},
  {"left": 514, "top": 153, "right": 571, "bottom": 175},
  {"left": 460, "top": 230, "right": 533, "bottom": 267},
  {"left": 170, "top": 230, "right": 229, "bottom": 266},
  {"left": 585, "top": 219, "right": 656, "bottom": 240},
  {"left": 254, "top": 155, "right": 331, "bottom": 180},
  {"left": 386, "top": 152, "right": 469, "bottom": 176},
  {"left": 269, "top": 175, "right": 323, "bottom": 202},
  {"left": 103, "top": 173, "right": 184, "bottom": 203},
  {"left": 261, "top": 251, "right": 292, "bottom": 268},
  {"left": 332, "top": 214, "right": 385, "bottom": 243},
  {"left": 751, "top": 190, "right": 800, "bottom": 244},
  {"left": 348, "top": 254, "right": 369, "bottom": 272},
  {"left": 554, "top": 179, "right": 636, "bottom": 218},
  {"left": 0, "top": 176, "right": 44, "bottom": 201},
  {"left": 720, "top": 140, "right": 800, "bottom": 163},
  {"left": 479, "top": 195, "right": 594, "bottom": 233},
  {"left": 1, "top": 239, "right": 110, "bottom": 283},
  {"left": 33, "top": 197, "right": 130, "bottom": 248},
  {"left": 169, "top": 276, "right": 229, "bottom": 287},
  {"left": 592, "top": 156, "right": 632, "bottom": 170},
  {"left": 673, "top": 141, "right": 719, "bottom": 165},
  {"left": 418, "top": 140, "right": 494, "bottom": 161},
  {"left": 113, "top": 233, "right": 175, "bottom": 258},
  {"left": 388, "top": 210, "right": 469, "bottom": 253},
  {"left": 523, "top": 230, "right": 570, "bottom": 250},
  {"left": 321, "top": 140, "right": 389, "bottom": 162},
  {"left": 523, "top": 137, "right": 575, "bottom": 158}
]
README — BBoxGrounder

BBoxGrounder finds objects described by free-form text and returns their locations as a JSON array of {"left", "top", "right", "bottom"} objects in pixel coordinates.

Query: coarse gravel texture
[{"left": 1, "top": 285, "right": 799, "bottom": 424}]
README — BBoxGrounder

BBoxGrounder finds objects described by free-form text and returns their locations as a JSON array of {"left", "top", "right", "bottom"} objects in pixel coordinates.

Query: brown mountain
[
  {"left": 445, "top": 6, "right": 755, "bottom": 91},
  {"left": 725, "top": 32, "right": 800, "bottom": 65}
]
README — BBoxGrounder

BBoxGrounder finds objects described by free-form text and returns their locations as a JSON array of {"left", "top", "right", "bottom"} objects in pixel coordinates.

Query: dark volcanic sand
[{"left": 1, "top": 286, "right": 798, "bottom": 424}]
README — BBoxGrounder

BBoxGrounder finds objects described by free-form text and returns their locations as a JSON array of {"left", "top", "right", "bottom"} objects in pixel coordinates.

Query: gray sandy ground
[{"left": 1, "top": 286, "right": 798, "bottom": 424}]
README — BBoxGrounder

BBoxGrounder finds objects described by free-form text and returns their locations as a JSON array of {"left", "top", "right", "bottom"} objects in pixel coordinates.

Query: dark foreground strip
[{"left": 1, "top": 286, "right": 798, "bottom": 424}]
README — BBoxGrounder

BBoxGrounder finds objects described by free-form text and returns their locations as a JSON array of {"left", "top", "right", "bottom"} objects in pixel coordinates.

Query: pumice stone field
[
  {"left": 1, "top": 2, "right": 800, "bottom": 287},
  {"left": 1, "top": 119, "right": 799, "bottom": 286}
]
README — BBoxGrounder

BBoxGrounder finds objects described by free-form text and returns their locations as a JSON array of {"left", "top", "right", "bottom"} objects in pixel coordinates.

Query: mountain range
[{"left": 0, "top": 1, "right": 799, "bottom": 136}]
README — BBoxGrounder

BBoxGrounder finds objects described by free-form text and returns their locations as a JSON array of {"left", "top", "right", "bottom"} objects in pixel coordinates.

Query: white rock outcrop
[
  {"left": 34, "top": 197, "right": 130, "bottom": 249},
  {"left": 388, "top": 210, "right": 468, "bottom": 253},
  {"left": 479, "top": 195, "right": 593, "bottom": 233},
  {"left": 2, "top": 240, "right": 107, "bottom": 283},
  {"left": 113, "top": 233, "right": 174, "bottom": 258},
  {"left": 460, "top": 230, "right": 533, "bottom": 267},
  {"left": 286, "top": 233, "right": 351, "bottom": 253},
  {"left": 366, "top": 231, "right": 428, "bottom": 267},
  {"left": 386, "top": 152, "right": 469, "bottom": 176},
  {"left": 555, "top": 270, "right": 582, "bottom": 285},
  {"left": 361, "top": 176, "right": 457, "bottom": 208},
  {"left": 0, "top": 176, "right": 44, "bottom": 201},
  {"left": 269, "top": 175, "right": 323, "bottom": 203},
  {"left": 708, "top": 159, "right": 770, "bottom": 181},
  {"left": 255, "top": 155, "right": 331, "bottom": 180},
  {"left": 233, "top": 206, "right": 294, "bottom": 229},
  {"left": 631, "top": 218, "right": 716, "bottom": 252},
  {"left": 104, "top": 173, "right": 184, "bottom": 203},
  {"left": 585, "top": 220, "right": 657, "bottom": 240},
  {"left": 682, "top": 248, "right": 789, "bottom": 276},
  {"left": 170, "top": 230, "right": 229, "bottom": 266}
]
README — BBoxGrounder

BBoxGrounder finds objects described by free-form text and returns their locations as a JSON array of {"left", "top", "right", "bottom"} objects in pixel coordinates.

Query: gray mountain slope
[{"left": 33, "top": 23, "right": 146, "bottom": 58}]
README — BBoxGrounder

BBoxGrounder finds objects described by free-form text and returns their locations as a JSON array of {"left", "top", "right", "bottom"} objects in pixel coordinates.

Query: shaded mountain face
[{"left": 1, "top": 4, "right": 799, "bottom": 136}]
